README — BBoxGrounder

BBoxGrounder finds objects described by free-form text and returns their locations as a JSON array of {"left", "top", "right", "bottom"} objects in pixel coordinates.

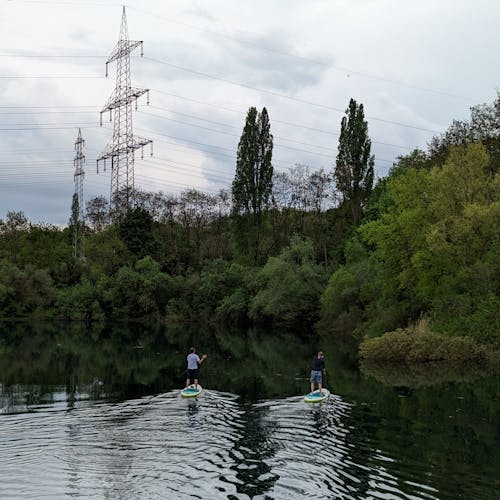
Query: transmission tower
[
  {"left": 73, "top": 127, "right": 85, "bottom": 258},
  {"left": 97, "top": 6, "right": 152, "bottom": 215}
]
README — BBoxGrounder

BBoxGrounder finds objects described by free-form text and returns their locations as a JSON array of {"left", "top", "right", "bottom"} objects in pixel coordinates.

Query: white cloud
[{"left": 0, "top": 0, "right": 499, "bottom": 223}]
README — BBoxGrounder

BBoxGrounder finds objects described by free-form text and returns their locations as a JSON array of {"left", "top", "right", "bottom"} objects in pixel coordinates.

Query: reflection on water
[
  {"left": 0, "top": 323, "right": 499, "bottom": 499},
  {"left": 0, "top": 389, "right": 439, "bottom": 499}
]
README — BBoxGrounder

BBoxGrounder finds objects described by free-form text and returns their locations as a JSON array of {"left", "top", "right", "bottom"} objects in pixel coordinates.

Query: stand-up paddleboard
[
  {"left": 181, "top": 384, "right": 203, "bottom": 398},
  {"left": 304, "top": 388, "right": 330, "bottom": 403}
]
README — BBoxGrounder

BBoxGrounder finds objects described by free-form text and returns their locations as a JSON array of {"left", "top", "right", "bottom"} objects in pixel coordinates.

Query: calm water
[{"left": 0, "top": 323, "right": 499, "bottom": 499}]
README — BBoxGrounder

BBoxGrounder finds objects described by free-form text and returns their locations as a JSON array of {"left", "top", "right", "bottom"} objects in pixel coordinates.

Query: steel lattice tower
[
  {"left": 73, "top": 127, "right": 85, "bottom": 258},
  {"left": 97, "top": 6, "right": 152, "bottom": 214}
]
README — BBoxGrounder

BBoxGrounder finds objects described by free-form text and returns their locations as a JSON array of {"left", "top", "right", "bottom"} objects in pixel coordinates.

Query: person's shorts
[
  {"left": 310, "top": 370, "right": 322, "bottom": 384},
  {"left": 187, "top": 368, "right": 199, "bottom": 380}
]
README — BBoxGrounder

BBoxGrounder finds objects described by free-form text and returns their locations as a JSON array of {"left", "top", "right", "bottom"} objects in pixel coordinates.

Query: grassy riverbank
[{"left": 359, "top": 320, "right": 500, "bottom": 367}]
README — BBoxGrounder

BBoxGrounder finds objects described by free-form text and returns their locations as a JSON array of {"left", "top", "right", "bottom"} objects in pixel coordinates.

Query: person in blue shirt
[
  {"left": 310, "top": 351, "right": 325, "bottom": 394},
  {"left": 186, "top": 347, "right": 207, "bottom": 389}
]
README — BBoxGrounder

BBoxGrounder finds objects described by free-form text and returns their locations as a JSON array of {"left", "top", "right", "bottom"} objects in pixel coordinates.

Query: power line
[
  {"left": 0, "top": 75, "right": 105, "bottom": 79},
  {"left": 0, "top": 96, "right": 415, "bottom": 151},
  {"left": 0, "top": 121, "right": 96, "bottom": 126},
  {"left": 0, "top": 53, "right": 105, "bottom": 58},
  {"left": 5, "top": 1, "right": 120, "bottom": 6},
  {"left": 0, "top": 125, "right": 102, "bottom": 130},
  {"left": 0, "top": 105, "right": 99, "bottom": 109},
  {"left": 1, "top": 2, "right": 476, "bottom": 102},
  {"left": 143, "top": 56, "right": 441, "bottom": 134},
  {"left": 0, "top": 110, "right": 97, "bottom": 115},
  {"left": 137, "top": 109, "right": 339, "bottom": 158},
  {"left": 141, "top": 160, "right": 233, "bottom": 185},
  {"left": 135, "top": 174, "right": 226, "bottom": 194},
  {"left": 146, "top": 100, "right": 413, "bottom": 151},
  {"left": 0, "top": 66, "right": 445, "bottom": 133},
  {"left": 143, "top": 156, "right": 233, "bottom": 180},
  {"left": 137, "top": 107, "right": 409, "bottom": 157},
  {"left": 128, "top": 6, "right": 474, "bottom": 102},
  {"left": 139, "top": 109, "right": 340, "bottom": 152}
]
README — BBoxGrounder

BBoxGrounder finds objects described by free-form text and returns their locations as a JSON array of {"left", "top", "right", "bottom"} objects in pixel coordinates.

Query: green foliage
[
  {"left": 429, "top": 92, "right": 500, "bottom": 169},
  {"left": 0, "top": 260, "right": 54, "bottom": 318},
  {"left": 118, "top": 207, "right": 157, "bottom": 258},
  {"left": 249, "top": 235, "right": 326, "bottom": 325},
  {"left": 334, "top": 98, "right": 375, "bottom": 225},
  {"left": 84, "top": 226, "right": 131, "bottom": 278},
  {"left": 193, "top": 260, "right": 253, "bottom": 318},
  {"left": 232, "top": 107, "right": 274, "bottom": 217},
  {"left": 232, "top": 106, "right": 274, "bottom": 263},
  {"left": 0, "top": 96, "right": 497, "bottom": 345},
  {"left": 321, "top": 143, "right": 500, "bottom": 345},
  {"left": 98, "top": 256, "right": 174, "bottom": 320},
  {"left": 359, "top": 321, "right": 495, "bottom": 364},
  {"left": 55, "top": 280, "right": 104, "bottom": 322}
]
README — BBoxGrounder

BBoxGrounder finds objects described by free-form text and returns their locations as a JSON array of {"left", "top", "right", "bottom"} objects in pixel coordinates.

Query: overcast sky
[{"left": 0, "top": 0, "right": 499, "bottom": 224}]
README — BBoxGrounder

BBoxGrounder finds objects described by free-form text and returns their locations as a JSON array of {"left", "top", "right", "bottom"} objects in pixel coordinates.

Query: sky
[{"left": 0, "top": 0, "right": 499, "bottom": 224}]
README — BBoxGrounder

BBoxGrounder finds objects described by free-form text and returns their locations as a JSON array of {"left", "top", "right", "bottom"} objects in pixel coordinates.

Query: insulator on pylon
[{"left": 96, "top": 7, "right": 153, "bottom": 216}]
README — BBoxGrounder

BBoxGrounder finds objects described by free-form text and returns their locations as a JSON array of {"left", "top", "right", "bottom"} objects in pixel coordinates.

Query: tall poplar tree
[
  {"left": 334, "top": 98, "right": 374, "bottom": 225},
  {"left": 232, "top": 106, "right": 274, "bottom": 262}
]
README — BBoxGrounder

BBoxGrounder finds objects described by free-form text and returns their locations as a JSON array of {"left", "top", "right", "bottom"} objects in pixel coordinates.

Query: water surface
[{"left": 0, "top": 323, "right": 498, "bottom": 499}]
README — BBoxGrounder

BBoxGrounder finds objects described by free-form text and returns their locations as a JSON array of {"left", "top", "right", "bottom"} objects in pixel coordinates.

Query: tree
[
  {"left": 86, "top": 196, "right": 109, "bottom": 232},
  {"left": 249, "top": 235, "right": 326, "bottom": 325},
  {"left": 428, "top": 92, "right": 500, "bottom": 170},
  {"left": 118, "top": 207, "right": 156, "bottom": 259},
  {"left": 334, "top": 98, "right": 375, "bottom": 225},
  {"left": 232, "top": 107, "right": 274, "bottom": 218},
  {"left": 69, "top": 193, "right": 82, "bottom": 259},
  {"left": 0, "top": 211, "right": 29, "bottom": 264},
  {"left": 232, "top": 107, "right": 274, "bottom": 262}
]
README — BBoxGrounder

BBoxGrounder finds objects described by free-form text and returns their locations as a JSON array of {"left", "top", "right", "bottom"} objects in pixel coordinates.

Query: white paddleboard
[
  {"left": 304, "top": 388, "right": 330, "bottom": 403},
  {"left": 181, "top": 384, "right": 203, "bottom": 398}
]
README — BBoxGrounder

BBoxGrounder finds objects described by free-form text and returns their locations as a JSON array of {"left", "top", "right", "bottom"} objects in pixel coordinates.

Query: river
[{"left": 0, "top": 323, "right": 499, "bottom": 499}]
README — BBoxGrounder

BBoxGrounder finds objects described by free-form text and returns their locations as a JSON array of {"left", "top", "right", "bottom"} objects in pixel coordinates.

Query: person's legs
[
  {"left": 186, "top": 377, "right": 190, "bottom": 388},
  {"left": 194, "top": 378, "right": 199, "bottom": 389}
]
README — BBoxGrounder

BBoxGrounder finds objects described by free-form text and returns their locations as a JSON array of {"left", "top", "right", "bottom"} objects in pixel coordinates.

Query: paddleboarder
[
  {"left": 310, "top": 351, "right": 325, "bottom": 395},
  {"left": 186, "top": 347, "right": 207, "bottom": 389}
]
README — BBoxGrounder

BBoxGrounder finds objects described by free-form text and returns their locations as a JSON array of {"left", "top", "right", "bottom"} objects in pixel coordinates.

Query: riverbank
[{"left": 359, "top": 320, "right": 500, "bottom": 369}]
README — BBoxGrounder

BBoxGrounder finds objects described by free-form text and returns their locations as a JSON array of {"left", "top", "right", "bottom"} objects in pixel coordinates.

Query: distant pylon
[
  {"left": 73, "top": 127, "right": 85, "bottom": 258},
  {"left": 97, "top": 6, "right": 152, "bottom": 216}
]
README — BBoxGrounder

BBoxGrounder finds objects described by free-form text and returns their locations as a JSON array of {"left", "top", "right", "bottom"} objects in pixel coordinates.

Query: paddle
[{"left": 323, "top": 368, "right": 328, "bottom": 387}]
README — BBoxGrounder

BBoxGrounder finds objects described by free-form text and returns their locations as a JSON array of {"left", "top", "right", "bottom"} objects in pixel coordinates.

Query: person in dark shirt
[{"left": 310, "top": 351, "right": 325, "bottom": 394}]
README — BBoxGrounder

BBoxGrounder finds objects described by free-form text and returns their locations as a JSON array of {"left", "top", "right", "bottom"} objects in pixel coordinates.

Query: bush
[
  {"left": 249, "top": 235, "right": 327, "bottom": 325},
  {"left": 359, "top": 320, "right": 492, "bottom": 363}
]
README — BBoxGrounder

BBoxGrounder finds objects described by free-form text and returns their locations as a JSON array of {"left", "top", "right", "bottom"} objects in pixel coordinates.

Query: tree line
[{"left": 0, "top": 94, "right": 498, "bottom": 359}]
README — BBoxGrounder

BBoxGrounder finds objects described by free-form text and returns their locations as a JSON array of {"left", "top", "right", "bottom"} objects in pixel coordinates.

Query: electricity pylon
[
  {"left": 97, "top": 6, "right": 152, "bottom": 216},
  {"left": 73, "top": 128, "right": 85, "bottom": 258}
]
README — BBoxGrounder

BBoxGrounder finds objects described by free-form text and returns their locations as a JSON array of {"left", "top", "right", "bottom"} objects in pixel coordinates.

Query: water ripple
[{"left": 0, "top": 388, "right": 482, "bottom": 499}]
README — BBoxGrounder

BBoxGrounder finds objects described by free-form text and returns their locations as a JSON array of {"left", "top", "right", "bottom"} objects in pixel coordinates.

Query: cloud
[{"left": 0, "top": 0, "right": 499, "bottom": 223}]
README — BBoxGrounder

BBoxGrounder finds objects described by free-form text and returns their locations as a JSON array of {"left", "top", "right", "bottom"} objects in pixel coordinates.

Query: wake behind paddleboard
[
  {"left": 304, "top": 388, "right": 330, "bottom": 403},
  {"left": 181, "top": 384, "right": 203, "bottom": 398}
]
